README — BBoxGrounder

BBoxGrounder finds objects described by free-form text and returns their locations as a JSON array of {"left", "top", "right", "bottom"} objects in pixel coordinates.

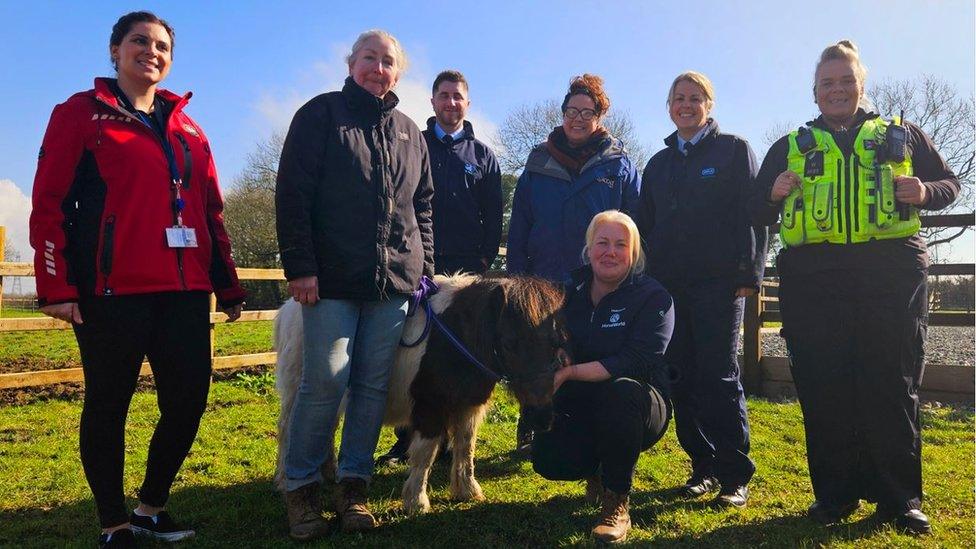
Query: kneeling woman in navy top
[{"left": 532, "top": 210, "right": 674, "bottom": 544}]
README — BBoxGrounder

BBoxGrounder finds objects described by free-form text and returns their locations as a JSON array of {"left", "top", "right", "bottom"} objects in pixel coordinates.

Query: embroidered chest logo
[
  {"left": 397, "top": 131, "right": 410, "bottom": 141},
  {"left": 701, "top": 167, "right": 716, "bottom": 177},
  {"left": 595, "top": 176, "right": 616, "bottom": 189},
  {"left": 182, "top": 123, "right": 200, "bottom": 137},
  {"left": 602, "top": 308, "right": 626, "bottom": 328},
  {"left": 464, "top": 163, "right": 477, "bottom": 175}
]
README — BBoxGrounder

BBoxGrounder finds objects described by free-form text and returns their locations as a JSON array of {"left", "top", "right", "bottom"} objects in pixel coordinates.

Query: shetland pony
[{"left": 273, "top": 274, "right": 569, "bottom": 513}]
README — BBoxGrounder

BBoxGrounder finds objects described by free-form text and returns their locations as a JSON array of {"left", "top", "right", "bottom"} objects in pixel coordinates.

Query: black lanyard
[{"left": 113, "top": 85, "right": 187, "bottom": 225}]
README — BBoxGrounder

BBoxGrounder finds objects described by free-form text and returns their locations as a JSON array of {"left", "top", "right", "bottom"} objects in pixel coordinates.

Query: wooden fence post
[
  {"left": 0, "top": 226, "right": 6, "bottom": 315},
  {"left": 741, "top": 286, "right": 762, "bottom": 396}
]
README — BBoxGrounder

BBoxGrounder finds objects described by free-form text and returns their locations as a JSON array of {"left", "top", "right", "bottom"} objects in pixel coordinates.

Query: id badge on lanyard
[{"left": 123, "top": 93, "right": 199, "bottom": 249}]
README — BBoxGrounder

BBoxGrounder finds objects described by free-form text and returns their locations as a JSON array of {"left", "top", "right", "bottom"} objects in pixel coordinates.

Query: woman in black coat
[{"left": 634, "top": 71, "right": 767, "bottom": 508}]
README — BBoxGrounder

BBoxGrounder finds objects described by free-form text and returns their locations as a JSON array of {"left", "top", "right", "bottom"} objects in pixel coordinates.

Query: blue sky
[{"left": 1, "top": 0, "right": 973, "bottom": 269}]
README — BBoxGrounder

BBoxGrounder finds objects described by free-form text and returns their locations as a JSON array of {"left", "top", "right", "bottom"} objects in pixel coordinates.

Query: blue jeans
[{"left": 284, "top": 297, "right": 408, "bottom": 491}]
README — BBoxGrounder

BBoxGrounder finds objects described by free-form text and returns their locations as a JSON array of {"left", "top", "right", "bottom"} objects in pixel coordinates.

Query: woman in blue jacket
[
  {"left": 507, "top": 74, "right": 641, "bottom": 451},
  {"left": 634, "top": 71, "right": 767, "bottom": 509},
  {"left": 507, "top": 74, "right": 641, "bottom": 285},
  {"left": 532, "top": 210, "right": 674, "bottom": 544}
]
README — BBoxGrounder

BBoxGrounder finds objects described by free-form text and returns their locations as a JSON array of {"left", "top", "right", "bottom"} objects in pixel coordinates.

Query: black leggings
[
  {"left": 73, "top": 292, "right": 212, "bottom": 528},
  {"left": 532, "top": 378, "right": 670, "bottom": 494}
]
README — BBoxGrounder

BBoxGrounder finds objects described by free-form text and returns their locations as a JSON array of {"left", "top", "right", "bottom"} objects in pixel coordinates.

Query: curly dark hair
[{"left": 561, "top": 73, "right": 610, "bottom": 115}]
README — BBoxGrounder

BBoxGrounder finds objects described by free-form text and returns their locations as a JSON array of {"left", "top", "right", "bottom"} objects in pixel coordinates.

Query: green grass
[
  {"left": 0, "top": 380, "right": 971, "bottom": 548},
  {"left": 0, "top": 307, "right": 44, "bottom": 318},
  {"left": 0, "top": 321, "right": 274, "bottom": 373}
]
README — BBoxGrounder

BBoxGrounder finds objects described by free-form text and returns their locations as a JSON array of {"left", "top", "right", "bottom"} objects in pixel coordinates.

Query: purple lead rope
[{"left": 398, "top": 276, "right": 503, "bottom": 382}]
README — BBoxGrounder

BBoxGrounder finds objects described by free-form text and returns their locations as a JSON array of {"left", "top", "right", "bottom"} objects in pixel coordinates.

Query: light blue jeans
[{"left": 284, "top": 296, "right": 408, "bottom": 491}]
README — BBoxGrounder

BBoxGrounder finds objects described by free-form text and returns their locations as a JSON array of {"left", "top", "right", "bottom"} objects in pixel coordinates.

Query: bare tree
[
  {"left": 869, "top": 75, "right": 974, "bottom": 250},
  {"left": 223, "top": 133, "right": 286, "bottom": 307},
  {"left": 3, "top": 237, "right": 22, "bottom": 261},
  {"left": 496, "top": 100, "right": 649, "bottom": 174}
]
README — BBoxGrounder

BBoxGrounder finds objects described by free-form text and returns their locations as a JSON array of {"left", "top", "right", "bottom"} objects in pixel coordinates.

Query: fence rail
[{"left": 2, "top": 215, "right": 974, "bottom": 400}]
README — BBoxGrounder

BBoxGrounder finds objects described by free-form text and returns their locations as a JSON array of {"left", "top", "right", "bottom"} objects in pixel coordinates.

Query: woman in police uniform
[{"left": 750, "top": 40, "right": 959, "bottom": 534}]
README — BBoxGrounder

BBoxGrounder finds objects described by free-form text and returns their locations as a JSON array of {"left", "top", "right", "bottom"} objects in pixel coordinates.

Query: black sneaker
[
  {"left": 98, "top": 528, "right": 136, "bottom": 548},
  {"left": 807, "top": 500, "right": 859, "bottom": 525},
  {"left": 713, "top": 484, "right": 749, "bottom": 508},
  {"left": 681, "top": 474, "right": 720, "bottom": 498},
  {"left": 129, "top": 510, "right": 195, "bottom": 542}
]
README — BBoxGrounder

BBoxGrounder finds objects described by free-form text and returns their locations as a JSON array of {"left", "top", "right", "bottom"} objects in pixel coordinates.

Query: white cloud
[
  {"left": 0, "top": 179, "right": 31, "bottom": 262},
  {"left": 254, "top": 46, "right": 499, "bottom": 148}
]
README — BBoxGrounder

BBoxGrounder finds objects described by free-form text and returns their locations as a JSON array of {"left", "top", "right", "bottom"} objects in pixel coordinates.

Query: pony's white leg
[
  {"left": 449, "top": 405, "right": 486, "bottom": 502},
  {"left": 401, "top": 433, "right": 440, "bottom": 514},
  {"left": 273, "top": 301, "right": 304, "bottom": 491}
]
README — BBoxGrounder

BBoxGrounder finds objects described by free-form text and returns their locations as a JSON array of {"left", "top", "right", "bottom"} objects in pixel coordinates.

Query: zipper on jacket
[
  {"left": 839, "top": 158, "right": 852, "bottom": 243},
  {"left": 96, "top": 96, "right": 190, "bottom": 291},
  {"left": 100, "top": 215, "right": 116, "bottom": 295},
  {"left": 852, "top": 154, "right": 860, "bottom": 234}
]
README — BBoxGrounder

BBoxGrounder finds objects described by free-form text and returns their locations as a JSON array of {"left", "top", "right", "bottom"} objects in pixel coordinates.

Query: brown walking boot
[
  {"left": 585, "top": 474, "right": 603, "bottom": 505},
  {"left": 591, "top": 488, "right": 631, "bottom": 544},
  {"left": 283, "top": 482, "right": 330, "bottom": 541},
  {"left": 334, "top": 477, "right": 376, "bottom": 532}
]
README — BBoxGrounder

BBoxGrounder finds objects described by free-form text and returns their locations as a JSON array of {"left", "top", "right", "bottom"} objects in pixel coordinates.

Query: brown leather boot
[
  {"left": 283, "top": 483, "right": 330, "bottom": 541},
  {"left": 585, "top": 474, "right": 603, "bottom": 505},
  {"left": 591, "top": 488, "right": 631, "bottom": 544},
  {"left": 334, "top": 478, "right": 376, "bottom": 532}
]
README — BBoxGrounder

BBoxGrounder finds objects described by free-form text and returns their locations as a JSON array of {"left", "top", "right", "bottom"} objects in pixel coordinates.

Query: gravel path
[{"left": 741, "top": 326, "right": 974, "bottom": 366}]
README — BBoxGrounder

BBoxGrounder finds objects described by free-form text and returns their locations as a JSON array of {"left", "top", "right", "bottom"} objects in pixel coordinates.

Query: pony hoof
[
  {"left": 402, "top": 494, "right": 431, "bottom": 515},
  {"left": 450, "top": 479, "right": 485, "bottom": 502}
]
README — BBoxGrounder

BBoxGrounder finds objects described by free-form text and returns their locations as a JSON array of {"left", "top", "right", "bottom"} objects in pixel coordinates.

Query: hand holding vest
[{"left": 780, "top": 117, "right": 920, "bottom": 248}]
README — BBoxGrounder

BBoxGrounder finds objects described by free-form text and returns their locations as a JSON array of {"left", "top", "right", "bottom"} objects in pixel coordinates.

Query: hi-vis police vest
[{"left": 780, "top": 117, "right": 919, "bottom": 247}]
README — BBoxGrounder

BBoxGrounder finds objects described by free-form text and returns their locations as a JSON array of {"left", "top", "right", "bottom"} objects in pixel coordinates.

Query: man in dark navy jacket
[
  {"left": 424, "top": 70, "right": 503, "bottom": 275},
  {"left": 379, "top": 70, "right": 503, "bottom": 463}
]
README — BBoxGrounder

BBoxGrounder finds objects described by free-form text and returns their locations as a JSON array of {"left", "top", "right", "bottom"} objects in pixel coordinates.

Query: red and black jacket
[{"left": 30, "top": 78, "right": 246, "bottom": 307}]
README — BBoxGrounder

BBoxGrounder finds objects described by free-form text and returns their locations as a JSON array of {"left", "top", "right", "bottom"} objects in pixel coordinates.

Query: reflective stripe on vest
[{"left": 780, "top": 117, "right": 919, "bottom": 247}]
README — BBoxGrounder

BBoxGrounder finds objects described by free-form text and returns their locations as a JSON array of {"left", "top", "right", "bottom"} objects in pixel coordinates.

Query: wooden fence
[
  {"left": 2, "top": 215, "right": 974, "bottom": 403},
  {"left": 0, "top": 225, "right": 283, "bottom": 389},
  {"left": 740, "top": 213, "right": 976, "bottom": 404}
]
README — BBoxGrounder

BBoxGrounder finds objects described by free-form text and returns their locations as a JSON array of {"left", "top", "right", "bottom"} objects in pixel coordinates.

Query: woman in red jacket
[{"left": 29, "top": 11, "right": 245, "bottom": 548}]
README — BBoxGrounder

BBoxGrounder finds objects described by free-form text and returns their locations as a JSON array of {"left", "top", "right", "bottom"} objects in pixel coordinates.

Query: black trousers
[
  {"left": 779, "top": 268, "right": 927, "bottom": 513},
  {"left": 667, "top": 278, "right": 755, "bottom": 487},
  {"left": 531, "top": 378, "right": 670, "bottom": 494},
  {"left": 73, "top": 292, "right": 212, "bottom": 528}
]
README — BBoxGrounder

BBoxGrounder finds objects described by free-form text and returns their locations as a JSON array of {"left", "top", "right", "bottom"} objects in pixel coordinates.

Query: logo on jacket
[
  {"left": 182, "top": 123, "right": 200, "bottom": 137},
  {"left": 595, "top": 177, "right": 616, "bottom": 189},
  {"left": 602, "top": 308, "right": 626, "bottom": 328},
  {"left": 464, "top": 163, "right": 477, "bottom": 175},
  {"left": 701, "top": 167, "right": 716, "bottom": 177},
  {"left": 397, "top": 131, "right": 410, "bottom": 141},
  {"left": 863, "top": 139, "right": 876, "bottom": 150}
]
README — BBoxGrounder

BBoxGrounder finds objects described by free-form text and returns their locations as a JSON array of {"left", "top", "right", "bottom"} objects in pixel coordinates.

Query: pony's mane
[
  {"left": 494, "top": 276, "right": 565, "bottom": 327},
  {"left": 442, "top": 276, "right": 564, "bottom": 369}
]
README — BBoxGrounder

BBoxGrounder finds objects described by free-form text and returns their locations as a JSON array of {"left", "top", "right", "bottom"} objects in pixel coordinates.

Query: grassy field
[{"left": 0, "top": 375, "right": 971, "bottom": 548}]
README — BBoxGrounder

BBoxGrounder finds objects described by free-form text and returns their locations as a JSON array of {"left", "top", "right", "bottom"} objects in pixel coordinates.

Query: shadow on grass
[
  {"left": 0, "top": 476, "right": 594, "bottom": 548},
  {"left": 642, "top": 513, "right": 884, "bottom": 548}
]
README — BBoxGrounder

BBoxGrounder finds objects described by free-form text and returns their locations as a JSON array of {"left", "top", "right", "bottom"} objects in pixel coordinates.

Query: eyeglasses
[{"left": 563, "top": 107, "right": 597, "bottom": 121}]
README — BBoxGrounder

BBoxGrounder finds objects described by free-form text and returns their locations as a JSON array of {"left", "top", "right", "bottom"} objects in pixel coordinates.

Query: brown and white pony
[{"left": 274, "top": 273, "right": 569, "bottom": 513}]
